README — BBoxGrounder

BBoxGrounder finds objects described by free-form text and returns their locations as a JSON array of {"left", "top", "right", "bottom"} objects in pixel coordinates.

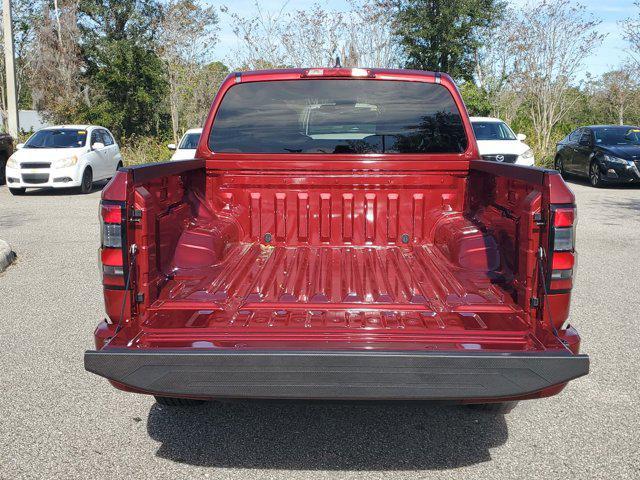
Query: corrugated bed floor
[{"left": 155, "top": 243, "right": 516, "bottom": 312}]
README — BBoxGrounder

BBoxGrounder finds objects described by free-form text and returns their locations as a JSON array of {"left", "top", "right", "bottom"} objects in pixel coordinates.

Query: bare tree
[
  {"left": 156, "top": 0, "right": 219, "bottom": 142},
  {"left": 223, "top": 1, "right": 400, "bottom": 70},
  {"left": 341, "top": 0, "right": 400, "bottom": 68},
  {"left": 595, "top": 67, "right": 639, "bottom": 125},
  {"left": 181, "top": 61, "right": 229, "bottom": 128},
  {"left": 281, "top": 4, "right": 344, "bottom": 68},
  {"left": 621, "top": 1, "right": 640, "bottom": 68},
  {"left": 28, "top": 1, "right": 84, "bottom": 125},
  {"left": 221, "top": 2, "right": 289, "bottom": 70},
  {"left": 510, "top": 0, "right": 604, "bottom": 163},
  {"left": 474, "top": 11, "right": 523, "bottom": 123}
]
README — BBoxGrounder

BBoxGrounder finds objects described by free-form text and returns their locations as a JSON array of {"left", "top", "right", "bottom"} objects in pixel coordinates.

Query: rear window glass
[
  {"left": 472, "top": 121, "right": 516, "bottom": 141},
  {"left": 209, "top": 79, "right": 468, "bottom": 154},
  {"left": 179, "top": 133, "right": 201, "bottom": 149}
]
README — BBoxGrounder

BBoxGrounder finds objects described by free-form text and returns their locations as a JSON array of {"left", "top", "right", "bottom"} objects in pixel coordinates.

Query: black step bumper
[{"left": 84, "top": 349, "right": 589, "bottom": 400}]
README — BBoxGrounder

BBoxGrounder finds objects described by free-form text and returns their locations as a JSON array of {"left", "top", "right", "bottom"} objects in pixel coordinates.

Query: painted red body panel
[{"left": 96, "top": 68, "right": 581, "bottom": 402}]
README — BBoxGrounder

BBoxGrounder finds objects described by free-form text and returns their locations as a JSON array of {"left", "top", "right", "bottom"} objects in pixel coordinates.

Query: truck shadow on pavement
[
  {"left": 11, "top": 180, "right": 109, "bottom": 196},
  {"left": 147, "top": 400, "right": 508, "bottom": 470}
]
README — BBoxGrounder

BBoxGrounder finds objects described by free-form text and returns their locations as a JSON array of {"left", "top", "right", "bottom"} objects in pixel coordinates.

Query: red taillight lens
[
  {"left": 549, "top": 206, "right": 576, "bottom": 291},
  {"left": 552, "top": 252, "right": 575, "bottom": 270},
  {"left": 101, "top": 248, "right": 123, "bottom": 266},
  {"left": 102, "top": 204, "right": 122, "bottom": 224},
  {"left": 100, "top": 201, "right": 127, "bottom": 286},
  {"left": 553, "top": 208, "right": 575, "bottom": 227}
]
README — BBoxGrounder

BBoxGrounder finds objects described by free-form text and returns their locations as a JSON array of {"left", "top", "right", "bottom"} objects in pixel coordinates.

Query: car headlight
[
  {"left": 54, "top": 156, "right": 78, "bottom": 168},
  {"left": 6, "top": 155, "right": 18, "bottom": 169},
  {"left": 604, "top": 154, "right": 632, "bottom": 166},
  {"left": 520, "top": 148, "right": 534, "bottom": 159}
]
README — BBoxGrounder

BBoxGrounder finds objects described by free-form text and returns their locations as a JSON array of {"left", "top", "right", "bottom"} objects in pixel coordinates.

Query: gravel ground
[{"left": 0, "top": 178, "right": 638, "bottom": 480}]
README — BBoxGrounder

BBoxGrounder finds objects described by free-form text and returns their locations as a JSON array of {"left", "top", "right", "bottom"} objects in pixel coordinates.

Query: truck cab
[{"left": 85, "top": 68, "right": 588, "bottom": 410}]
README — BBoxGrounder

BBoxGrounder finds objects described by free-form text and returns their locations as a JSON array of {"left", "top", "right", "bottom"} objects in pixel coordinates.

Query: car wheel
[
  {"left": 154, "top": 396, "right": 207, "bottom": 407},
  {"left": 468, "top": 401, "right": 519, "bottom": 414},
  {"left": 9, "top": 187, "right": 26, "bottom": 196},
  {"left": 589, "top": 161, "right": 603, "bottom": 188},
  {"left": 79, "top": 168, "right": 93, "bottom": 194},
  {"left": 554, "top": 156, "right": 565, "bottom": 176}
]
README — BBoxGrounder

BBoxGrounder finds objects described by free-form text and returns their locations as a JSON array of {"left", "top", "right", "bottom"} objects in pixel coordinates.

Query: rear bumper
[{"left": 84, "top": 349, "right": 589, "bottom": 401}]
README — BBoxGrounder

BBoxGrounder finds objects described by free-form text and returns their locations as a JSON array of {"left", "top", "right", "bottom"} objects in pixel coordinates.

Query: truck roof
[{"left": 230, "top": 67, "right": 447, "bottom": 82}]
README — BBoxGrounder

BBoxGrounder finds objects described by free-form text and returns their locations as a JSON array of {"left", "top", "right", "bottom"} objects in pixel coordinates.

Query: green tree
[
  {"left": 76, "top": 0, "right": 168, "bottom": 139},
  {"left": 84, "top": 39, "right": 168, "bottom": 138},
  {"left": 459, "top": 83, "right": 491, "bottom": 116},
  {"left": 391, "top": 0, "right": 505, "bottom": 81}
]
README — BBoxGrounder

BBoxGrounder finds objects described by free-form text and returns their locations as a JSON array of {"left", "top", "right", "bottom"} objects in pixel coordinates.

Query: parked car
[
  {"left": 470, "top": 116, "right": 535, "bottom": 166},
  {"left": 168, "top": 128, "right": 202, "bottom": 161},
  {"left": 85, "top": 68, "right": 588, "bottom": 412},
  {"left": 555, "top": 125, "right": 640, "bottom": 187},
  {"left": 0, "top": 132, "right": 15, "bottom": 185},
  {"left": 4, "top": 125, "right": 123, "bottom": 195}
]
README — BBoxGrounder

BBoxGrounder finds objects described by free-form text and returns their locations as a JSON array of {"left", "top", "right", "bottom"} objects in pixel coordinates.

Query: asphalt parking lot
[{"left": 0, "top": 178, "right": 638, "bottom": 480}]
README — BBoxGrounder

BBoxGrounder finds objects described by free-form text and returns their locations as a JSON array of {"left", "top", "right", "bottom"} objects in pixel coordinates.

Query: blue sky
[{"left": 210, "top": 0, "right": 635, "bottom": 77}]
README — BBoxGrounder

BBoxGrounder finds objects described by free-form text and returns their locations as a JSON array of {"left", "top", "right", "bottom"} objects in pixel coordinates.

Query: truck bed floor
[
  {"left": 158, "top": 243, "right": 515, "bottom": 311},
  {"left": 125, "top": 243, "right": 539, "bottom": 352}
]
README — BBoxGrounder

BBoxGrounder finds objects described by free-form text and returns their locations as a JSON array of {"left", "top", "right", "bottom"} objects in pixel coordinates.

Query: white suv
[
  {"left": 470, "top": 117, "right": 535, "bottom": 166},
  {"left": 4, "top": 125, "right": 123, "bottom": 195},
  {"left": 168, "top": 128, "right": 202, "bottom": 161}
]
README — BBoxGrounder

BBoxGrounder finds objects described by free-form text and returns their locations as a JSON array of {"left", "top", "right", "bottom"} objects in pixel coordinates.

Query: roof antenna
[{"left": 334, "top": 56, "right": 341, "bottom": 68}]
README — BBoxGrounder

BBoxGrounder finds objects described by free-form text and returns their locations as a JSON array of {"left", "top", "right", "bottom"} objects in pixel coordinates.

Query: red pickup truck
[{"left": 85, "top": 68, "right": 588, "bottom": 412}]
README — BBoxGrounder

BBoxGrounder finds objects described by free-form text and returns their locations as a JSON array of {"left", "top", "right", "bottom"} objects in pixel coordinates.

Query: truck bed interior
[{"left": 120, "top": 163, "right": 553, "bottom": 353}]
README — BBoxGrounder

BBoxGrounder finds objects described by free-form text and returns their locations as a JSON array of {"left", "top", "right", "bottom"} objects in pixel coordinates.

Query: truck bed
[{"left": 124, "top": 240, "right": 542, "bottom": 353}]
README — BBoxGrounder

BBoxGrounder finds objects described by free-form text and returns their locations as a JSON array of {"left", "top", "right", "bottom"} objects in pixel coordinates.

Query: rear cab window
[{"left": 209, "top": 79, "right": 468, "bottom": 154}]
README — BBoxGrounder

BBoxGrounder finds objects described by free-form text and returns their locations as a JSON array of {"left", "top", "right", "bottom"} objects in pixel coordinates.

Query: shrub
[{"left": 120, "top": 136, "right": 172, "bottom": 166}]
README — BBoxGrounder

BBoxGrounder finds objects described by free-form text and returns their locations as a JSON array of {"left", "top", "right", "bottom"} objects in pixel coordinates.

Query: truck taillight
[
  {"left": 549, "top": 206, "right": 576, "bottom": 291},
  {"left": 100, "top": 201, "right": 127, "bottom": 287}
]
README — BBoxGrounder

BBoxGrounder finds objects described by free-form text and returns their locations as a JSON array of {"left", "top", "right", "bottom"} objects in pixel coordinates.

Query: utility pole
[{"left": 3, "top": 0, "right": 19, "bottom": 138}]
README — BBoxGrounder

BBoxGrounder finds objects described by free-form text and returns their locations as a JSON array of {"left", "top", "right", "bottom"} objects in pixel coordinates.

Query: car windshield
[
  {"left": 594, "top": 127, "right": 640, "bottom": 146},
  {"left": 24, "top": 129, "right": 88, "bottom": 149},
  {"left": 209, "top": 79, "right": 468, "bottom": 154},
  {"left": 472, "top": 121, "right": 516, "bottom": 141},
  {"left": 179, "top": 133, "right": 201, "bottom": 149}
]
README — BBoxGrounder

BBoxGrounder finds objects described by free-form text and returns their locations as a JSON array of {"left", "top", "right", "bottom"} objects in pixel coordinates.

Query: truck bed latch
[
  {"left": 130, "top": 209, "right": 143, "bottom": 222},
  {"left": 533, "top": 213, "right": 545, "bottom": 226}
]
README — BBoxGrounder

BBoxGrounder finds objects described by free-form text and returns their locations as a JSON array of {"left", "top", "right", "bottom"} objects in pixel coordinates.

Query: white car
[
  {"left": 470, "top": 117, "right": 535, "bottom": 166},
  {"left": 168, "top": 128, "right": 202, "bottom": 161},
  {"left": 4, "top": 125, "right": 123, "bottom": 195}
]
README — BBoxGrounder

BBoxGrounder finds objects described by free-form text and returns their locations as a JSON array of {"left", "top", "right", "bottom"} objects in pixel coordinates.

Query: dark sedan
[{"left": 554, "top": 125, "right": 640, "bottom": 187}]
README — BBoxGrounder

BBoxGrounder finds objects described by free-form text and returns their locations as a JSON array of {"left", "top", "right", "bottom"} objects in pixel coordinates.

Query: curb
[{"left": 0, "top": 239, "right": 16, "bottom": 272}]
